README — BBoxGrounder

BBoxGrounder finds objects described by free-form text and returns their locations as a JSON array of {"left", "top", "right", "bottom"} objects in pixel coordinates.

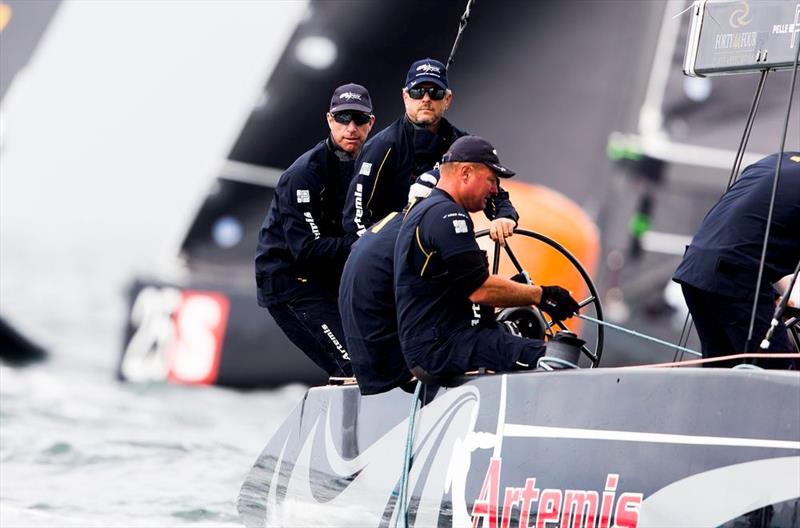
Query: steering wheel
[{"left": 475, "top": 228, "right": 604, "bottom": 367}]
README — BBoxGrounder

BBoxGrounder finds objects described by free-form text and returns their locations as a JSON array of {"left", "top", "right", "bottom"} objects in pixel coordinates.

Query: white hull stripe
[
  {"left": 503, "top": 424, "right": 800, "bottom": 450},
  {"left": 639, "top": 456, "right": 800, "bottom": 528},
  {"left": 493, "top": 374, "right": 507, "bottom": 458}
]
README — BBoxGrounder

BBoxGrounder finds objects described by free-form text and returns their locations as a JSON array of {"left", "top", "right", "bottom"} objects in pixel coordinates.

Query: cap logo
[
  {"left": 492, "top": 149, "right": 498, "bottom": 155},
  {"left": 339, "top": 91, "right": 362, "bottom": 101},
  {"left": 416, "top": 63, "right": 442, "bottom": 74}
]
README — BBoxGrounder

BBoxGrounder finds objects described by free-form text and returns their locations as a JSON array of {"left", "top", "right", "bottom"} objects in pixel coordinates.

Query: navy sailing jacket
[
  {"left": 255, "top": 138, "right": 357, "bottom": 306},
  {"left": 393, "top": 188, "right": 490, "bottom": 369},
  {"left": 342, "top": 115, "right": 518, "bottom": 235},
  {"left": 339, "top": 212, "right": 411, "bottom": 395},
  {"left": 673, "top": 152, "right": 800, "bottom": 299}
]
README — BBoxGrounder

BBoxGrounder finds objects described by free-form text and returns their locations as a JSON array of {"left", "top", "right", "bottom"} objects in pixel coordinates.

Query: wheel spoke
[
  {"left": 492, "top": 239, "right": 501, "bottom": 274},
  {"left": 504, "top": 243, "right": 525, "bottom": 273},
  {"left": 581, "top": 345, "right": 598, "bottom": 362},
  {"left": 578, "top": 296, "right": 596, "bottom": 309}
]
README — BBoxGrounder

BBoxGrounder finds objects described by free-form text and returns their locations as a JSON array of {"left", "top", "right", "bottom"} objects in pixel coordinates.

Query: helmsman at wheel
[
  {"left": 340, "top": 163, "right": 522, "bottom": 395},
  {"left": 255, "top": 83, "right": 376, "bottom": 377},
  {"left": 394, "top": 136, "right": 581, "bottom": 382}
]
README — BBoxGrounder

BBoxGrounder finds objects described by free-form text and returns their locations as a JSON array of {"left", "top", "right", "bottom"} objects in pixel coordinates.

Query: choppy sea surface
[{"left": 0, "top": 182, "right": 304, "bottom": 527}]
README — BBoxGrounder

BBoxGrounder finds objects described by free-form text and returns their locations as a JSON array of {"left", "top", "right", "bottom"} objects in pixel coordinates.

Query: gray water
[{"left": 0, "top": 184, "right": 304, "bottom": 527}]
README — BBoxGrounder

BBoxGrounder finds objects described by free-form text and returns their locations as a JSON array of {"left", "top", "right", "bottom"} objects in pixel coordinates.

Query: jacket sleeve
[
  {"left": 343, "top": 141, "right": 394, "bottom": 236},
  {"left": 484, "top": 184, "right": 519, "bottom": 223},
  {"left": 281, "top": 167, "right": 355, "bottom": 267}
]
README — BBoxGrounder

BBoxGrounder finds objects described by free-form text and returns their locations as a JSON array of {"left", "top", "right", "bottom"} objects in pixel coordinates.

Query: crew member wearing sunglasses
[
  {"left": 255, "top": 83, "right": 375, "bottom": 378},
  {"left": 343, "top": 58, "right": 518, "bottom": 247}
]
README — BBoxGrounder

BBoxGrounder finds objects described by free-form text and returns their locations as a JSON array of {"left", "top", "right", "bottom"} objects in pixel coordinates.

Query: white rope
[{"left": 577, "top": 314, "right": 702, "bottom": 357}]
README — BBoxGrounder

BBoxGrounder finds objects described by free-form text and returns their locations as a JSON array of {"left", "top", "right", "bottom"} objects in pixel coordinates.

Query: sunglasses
[
  {"left": 407, "top": 86, "right": 446, "bottom": 100},
  {"left": 332, "top": 112, "right": 372, "bottom": 126}
]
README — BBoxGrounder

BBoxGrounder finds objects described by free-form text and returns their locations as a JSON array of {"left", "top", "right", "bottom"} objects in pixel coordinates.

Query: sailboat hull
[{"left": 238, "top": 368, "right": 800, "bottom": 527}]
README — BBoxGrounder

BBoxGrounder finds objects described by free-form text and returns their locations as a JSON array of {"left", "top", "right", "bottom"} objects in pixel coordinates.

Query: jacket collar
[
  {"left": 403, "top": 115, "right": 455, "bottom": 141},
  {"left": 326, "top": 135, "right": 354, "bottom": 161}
]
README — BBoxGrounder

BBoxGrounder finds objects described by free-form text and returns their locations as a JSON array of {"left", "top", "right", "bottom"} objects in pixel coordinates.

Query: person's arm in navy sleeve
[
  {"left": 343, "top": 141, "right": 394, "bottom": 236},
  {"left": 420, "top": 206, "right": 488, "bottom": 297},
  {"left": 486, "top": 184, "right": 519, "bottom": 223},
  {"left": 282, "top": 168, "right": 355, "bottom": 267},
  {"left": 483, "top": 184, "right": 518, "bottom": 247}
]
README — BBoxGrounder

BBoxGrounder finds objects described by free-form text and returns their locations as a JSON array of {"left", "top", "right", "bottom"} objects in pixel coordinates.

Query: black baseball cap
[
  {"left": 442, "top": 136, "right": 516, "bottom": 177},
  {"left": 404, "top": 58, "right": 448, "bottom": 90},
  {"left": 329, "top": 83, "right": 372, "bottom": 114}
]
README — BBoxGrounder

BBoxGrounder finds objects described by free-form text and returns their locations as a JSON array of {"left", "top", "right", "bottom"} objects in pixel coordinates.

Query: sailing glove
[{"left": 539, "top": 285, "right": 580, "bottom": 321}]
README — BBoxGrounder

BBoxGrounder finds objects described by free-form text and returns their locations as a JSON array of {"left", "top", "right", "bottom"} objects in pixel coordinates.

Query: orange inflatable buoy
[{"left": 0, "top": 3, "right": 12, "bottom": 33}]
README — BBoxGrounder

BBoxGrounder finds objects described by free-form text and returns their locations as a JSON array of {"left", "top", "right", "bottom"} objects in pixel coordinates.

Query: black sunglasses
[
  {"left": 407, "top": 86, "right": 446, "bottom": 100},
  {"left": 332, "top": 112, "right": 372, "bottom": 126}
]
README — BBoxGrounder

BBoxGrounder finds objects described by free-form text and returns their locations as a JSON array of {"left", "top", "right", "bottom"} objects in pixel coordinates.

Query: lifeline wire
[
  {"left": 727, "top": 69, "right": 769, "bottom": 190},
  {"left": 577, "top": 314, "right": 702, "bottom": 357}
]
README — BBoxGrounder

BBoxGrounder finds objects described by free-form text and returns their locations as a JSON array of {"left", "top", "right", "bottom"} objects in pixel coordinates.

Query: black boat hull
[
  {"left": 118, "top": 278, "right": 326, "bottom": 388},
  {"left": 238, "top": 368, "right": 800, "bottom": 527}
]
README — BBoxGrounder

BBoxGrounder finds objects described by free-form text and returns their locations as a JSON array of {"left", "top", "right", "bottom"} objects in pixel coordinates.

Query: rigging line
[
  {"left": 657, "top": 5, "right": 765, "bottom": 365},
  {"left": 673, "top": 311, "right": 693, "bottom": 363},
  {"left": 728, "top": 69, "right": 768, "bottom": 190},
  {"left": 678, "top": 319, "right": 694, "bottom": 362},
  {"left": 745, "top": 39, "right": 800, "bottom": 354},
  {"left": 577, "top": 314, "right": 702, "bottom": 357},
  {"left": 446, "top": 0, "right": 477, "bottom": 72},
  {"left": 396, "top": 380, "right": 422, "bottom": 528},
  {"left": 678, "top": 69, "right": 770, "bottom": 361}
]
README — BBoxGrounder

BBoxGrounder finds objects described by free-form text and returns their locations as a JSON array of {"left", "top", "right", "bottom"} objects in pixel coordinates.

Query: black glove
[{"left": 539, "top": 285, "right": 580, "bottom": 321}]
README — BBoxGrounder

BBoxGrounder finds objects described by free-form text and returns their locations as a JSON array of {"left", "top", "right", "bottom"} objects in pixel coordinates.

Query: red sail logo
[{"left": 471, "top": 457, "right": 643, "bottom": 528}]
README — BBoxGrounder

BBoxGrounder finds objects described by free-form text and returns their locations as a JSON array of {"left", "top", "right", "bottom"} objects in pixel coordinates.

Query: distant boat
[{"left": 0, "top": 314, "right": 46, "bottom": 366}]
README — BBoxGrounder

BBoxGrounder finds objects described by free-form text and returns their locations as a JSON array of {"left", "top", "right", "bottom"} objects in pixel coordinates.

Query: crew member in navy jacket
[
  {"left": 340, "top": 163, "right": 523, "bottom": 394},
  {"left": 339, "top": 211, "right": 410, "bottom": 394},
  {"left": 255, "top": 83, "right": 375, "bottom": 377},
  {"left": 343, "top": 58, "right": 518, "bottom": 245},
  {"left": 393, "top": 136, "right": 580, "bottom": 382},
  {"left": 673, "top": 152, "right": 800, "bottom": 368}
]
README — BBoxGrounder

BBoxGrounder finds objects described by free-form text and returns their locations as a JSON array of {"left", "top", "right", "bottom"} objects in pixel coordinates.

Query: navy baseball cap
[
  {"left": 330, "top": 83, "right": 372, "bottom": 114},
  {"left": 442, "top": 136, "right": 516, "bottom": 177},
  {"left": 404, "top": 58, "right": 448, "bottom": 90}
]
